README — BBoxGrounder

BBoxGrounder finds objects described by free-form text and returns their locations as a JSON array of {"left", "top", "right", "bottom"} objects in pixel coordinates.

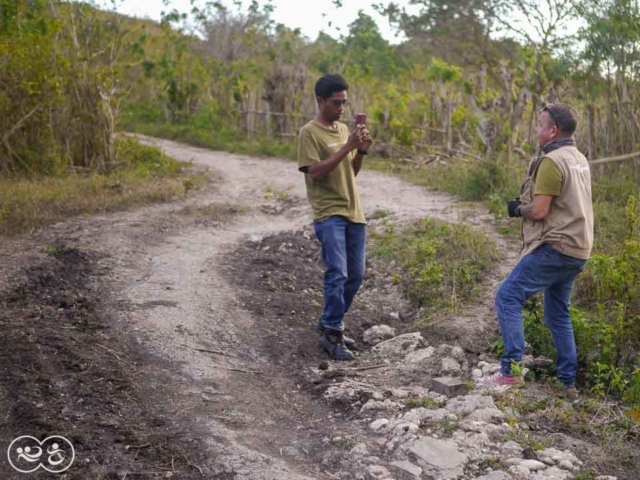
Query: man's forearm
[
  {"left": 353, "top": 153, "right": 364, "bottom": 176},
  {"left": 308, "top": 145, "right": 353, "bottom": 182}
]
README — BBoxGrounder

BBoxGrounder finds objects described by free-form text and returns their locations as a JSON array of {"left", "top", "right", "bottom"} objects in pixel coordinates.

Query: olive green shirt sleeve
[
  {"left": 298, "top": 128, "right": 321, "bottom": 173},
  {"left": 534, "top": 157, "right": 563, "bottom": 196}
]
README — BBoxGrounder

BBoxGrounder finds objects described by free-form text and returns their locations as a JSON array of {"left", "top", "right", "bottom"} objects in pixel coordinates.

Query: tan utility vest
[{"left": 520, "top": 145, "right": 594, "bottom": 260}]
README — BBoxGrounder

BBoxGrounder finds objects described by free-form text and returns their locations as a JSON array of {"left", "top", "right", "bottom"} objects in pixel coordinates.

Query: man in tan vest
[{"left": 485, "top": 104, "right": 593, "bottom": 392}]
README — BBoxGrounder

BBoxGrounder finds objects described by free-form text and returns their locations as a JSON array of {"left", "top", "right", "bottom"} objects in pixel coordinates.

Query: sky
[{"left": 112, "top": 0, "right": 414, "bottom": 43}]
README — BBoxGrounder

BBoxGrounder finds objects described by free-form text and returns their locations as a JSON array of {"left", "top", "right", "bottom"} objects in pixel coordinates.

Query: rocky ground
[{"left": 0, "top": 136, "right": 635, "bottom": 479}]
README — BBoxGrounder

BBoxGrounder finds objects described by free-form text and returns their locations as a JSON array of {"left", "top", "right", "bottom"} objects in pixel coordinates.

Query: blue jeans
[
  {"left": 314, "top": 216, "right": 366, "bottom": 331},
  {"left": 495, "top": 244, "right": 586, "bottom": 386}
]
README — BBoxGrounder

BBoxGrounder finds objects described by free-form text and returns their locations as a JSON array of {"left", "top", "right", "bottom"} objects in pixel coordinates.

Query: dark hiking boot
[
  {"left": 315, "top": 320, "right": 357, "bottom": 350},
  {"left": 319, "top": 330, "right": 355, "bottom": 361}
]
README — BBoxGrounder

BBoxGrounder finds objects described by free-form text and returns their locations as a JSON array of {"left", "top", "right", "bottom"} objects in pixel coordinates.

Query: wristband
[{"left": 357, "top": 149, "right": 368, "bottom": 156}]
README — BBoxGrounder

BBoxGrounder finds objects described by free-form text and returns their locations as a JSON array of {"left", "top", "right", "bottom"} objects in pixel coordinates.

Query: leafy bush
[{"left": 371, "top": 217, "right": 500, "bottom": 318}]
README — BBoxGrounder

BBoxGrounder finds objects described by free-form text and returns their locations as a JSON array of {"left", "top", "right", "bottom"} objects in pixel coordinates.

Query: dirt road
[{"left": 3, "top": 137, "right": 623, "bottom": 480}]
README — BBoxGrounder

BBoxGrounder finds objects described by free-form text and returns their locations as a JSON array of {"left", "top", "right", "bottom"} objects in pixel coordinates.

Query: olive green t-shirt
[
  {"left": 534, "top": 157, "right": 563, "bottom": 196},
  {"left": 297, "top": 120, "right": 366, "bottom": 224}
]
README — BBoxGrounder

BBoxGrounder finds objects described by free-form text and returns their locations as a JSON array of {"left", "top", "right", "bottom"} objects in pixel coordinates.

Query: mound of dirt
[{"left": 0, "top": 244, "right": 211, "bottom": 479}]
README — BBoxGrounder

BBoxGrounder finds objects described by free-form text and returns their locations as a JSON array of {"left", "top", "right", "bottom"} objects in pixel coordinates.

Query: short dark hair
[
  {"left": 543, "top": 103, "right": 577, "bottom": 137},
  {"left": 315, "top": 74, "right": 349, "bottom": 100}
]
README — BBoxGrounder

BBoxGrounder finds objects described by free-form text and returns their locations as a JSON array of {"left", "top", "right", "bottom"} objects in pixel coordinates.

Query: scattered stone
[
  {"left": 406, "top": 436, "right": 468, "bottom": 472},
  {"left": 459, "top": 420, "right": 507, "bottom": 435},
  {"left": 400, "top": 408, "right": 457, "bottom": 426},
  {"left": 533, "top": 356, "right": 554, "bottom": 368},
  {"left": 595, "top": 477, "right": 617, "bottom": 480},
  {"left": 441, "top": 357, "right": 462, "bottom": 374},
  {"left": 361, "top": 399, "right": 399, "bottom": 412},
  {"left": 509, "top": 465, "right": 531, "bottom": 479},
  {"left": 432, "top": 377, "right": 468, "bottom": 397},
  {"left": 470, "top": 408, "right": 506, "bottom": 422},
  {"left": 475, "top": 472, "right": 513, "bottom": 480},
  {"left": 403, "top": 347, "right": 436, "bottom": 366},
  {"left": 363, "top": 325, "right": 396, "bottom": 345},
  {"left": 480, "top": 362, "right": 501, "bottom": 375},
  {"left": 501, "top": 441, "right": 524, "bottom": 458},
  {"left": 453, "top": 431, "right": 494, "bottom": 450},
  {"left": 393, "top": 422, "right": 419, "bottom": 437},
  {"left": 373, "top": 332, "right": 424, "bottom": 359},
  {"left": 520, "top": 460, "right": 547, "bottom": 471},
  {"left": 373, "top": 391, "right": 385, "bottom": 401},
  {"left": 323, "top": 379, "right": 378, "bottom": 404},
  {"left": 531, "top": 467, "right": 572, "bottom": 479},
  {"left": 319, "top": 360, "right": 329, "bottom": 370},
  {"left": 203, "top": 386, "right": 217, "bottom": 394},
  {"left": 390, "top": 388, "right": 409, "bottom": 398},
  {"left": 390, "top": 460, "right": 423, "bottom": 478},
  {"left": 472, "top": 369, "right": 483, "bottom": 379},
  {"left": 446, "top": 395, "right": 496, "bottom": 414},
  {"left": 558, "top": 460, "right": 574, "bottom": 471},
  {"left": 350, "top": 443, "right": 368, "bottom": 457},
  {"left": 522, "top": 355, "right": 535, "bottom": 368},
  {"left": 370, "top": 419, "right": 389, "bottom": 431},
  {"left": 367, "top": 465, "right": 391, "bottom": 479}
]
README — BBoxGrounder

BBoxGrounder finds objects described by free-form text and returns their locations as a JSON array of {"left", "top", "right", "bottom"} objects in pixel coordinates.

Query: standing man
[
  {"left": 298, "top": 74, "right": 372, "bottom": 361},
  {"left": 486, "top": 104, "right": 593, "bottom": 392}
]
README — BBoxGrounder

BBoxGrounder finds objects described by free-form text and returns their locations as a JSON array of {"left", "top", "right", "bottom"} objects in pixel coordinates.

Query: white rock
[
  {"left": 406, "top": 436, "right": 468, "bottom": 471},
  {"left": 450, "top": 346, "right": 466, "bottom": 361},
  {"left": 350, "top": 443, "right": 368, "bottom": 457},
  {"left": 367, "top": 465, "right": 391, "bottom": 479},
  {"left": 361, "top": 399, "right": 399, "bottom": 412},
  {"left": 370, "top": 419, "right": 390, "bottom": 431},
  {"left": 470, "top": 408, "right": 506, "bottom": 422},
  {"left": 472, "top": 369, "right": 484, "bottom": 379},
  {"left": 403, "top": 347, "right": 436, "bottom": 365},
  {"left": 475, "top": 472, "right": 513, "bottom": 480},
  {"left": 393, "top": 422, "right": 419, "bottom": 436},
  {"left": 520, "top": 460, "right": 547, "bottom": 471},
  {"left": 373, "top": 391, "right": 385, "bottom": 401},
  {"left": 373, "top": 332, "right": 424, "bottom": 359},
  {"left": 459, "top": 420, "right": 505, "bottom": 435},
  {"left": 441, "top": 357, "right": 462, "bottom": 374},
  {"left": 501, "top": 441, "right": 524, "bottom": 457},
  {"left": 363, "top": 325, "right": 397, "bottom": 345},
  {"left": 453, "top": 431, "right": 494, "bottom": 450},
  {"left": 509, "top": 465, "right": 531, "bottom": 479},
  {"left": 390, "top": 460, "right": 422, "bottom": 478},
  {"left": 481, "top": 363, "right": 502, "bottom": 374},
  {"left": 391, "top": 389, "right": 409, "bottom": 398},
  {"left": 595, "top": 477, "right": 617, "bottom": 480},
  {"left": 557, "top": 460, "right": 573, "bottom": 471},
  {"left": 401, "top": 408, "right": 456, "bottom": 426},
  {"left": 446, "top": 395, "right": 496, "bottom": 414},
  {"left": 531, "top": 466, "right": 572, "bottom": 479}
]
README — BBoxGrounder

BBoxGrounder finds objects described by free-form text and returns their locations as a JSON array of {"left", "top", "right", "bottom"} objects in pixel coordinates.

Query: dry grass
[{"left": 0, "top": 139, "right": 210, "bottom": 235}]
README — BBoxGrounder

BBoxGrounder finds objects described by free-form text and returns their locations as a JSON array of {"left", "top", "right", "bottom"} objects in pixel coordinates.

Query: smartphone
[{"left": 356, "top": 113, "right": 367, "bottom": 126}]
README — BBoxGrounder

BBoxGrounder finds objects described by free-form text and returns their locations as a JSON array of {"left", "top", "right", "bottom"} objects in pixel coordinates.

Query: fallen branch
[
  {"left": 194, "top": 348, "right": 226, "bottom": 356},
  {"left": 345, "top": 364, "right": 388, "bottom": 372},
  {"left": 226, "top": 367, "right": 263, "bottom": 375},
  {"left": 125, "top": 443, "right": 150, "bottom": 450},
  {"left": 96, "top": 343, "right": 128, "bottom": 363},
  {"left": 590, "top": 150, "right": 640, "bottom": 165}
]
